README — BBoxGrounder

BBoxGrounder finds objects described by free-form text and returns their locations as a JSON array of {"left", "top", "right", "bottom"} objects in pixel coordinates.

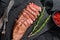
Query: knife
[{"left": 2, "top": 0, "right": 14, "bottom": 34}]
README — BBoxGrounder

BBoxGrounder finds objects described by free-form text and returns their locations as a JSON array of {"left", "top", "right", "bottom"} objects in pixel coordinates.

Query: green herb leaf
[
  {"left": 31, "top": 7, "right": 45, "bottom": 33},
  {"left": 28, "top": 15, "right": 51, "bottom": 37}
]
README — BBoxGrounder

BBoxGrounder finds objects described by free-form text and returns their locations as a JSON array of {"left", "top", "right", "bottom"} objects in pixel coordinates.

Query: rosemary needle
[
  {"left": 28, "top": 15, "right": 51, "bottom": 37},
  {"left": 31, "top": 7, "right": 45, "bottom": 33}
]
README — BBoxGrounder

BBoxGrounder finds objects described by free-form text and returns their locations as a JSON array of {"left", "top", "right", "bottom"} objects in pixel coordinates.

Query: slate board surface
[{"left": 0, "top": 0, "right": 60, "bottom": 40}]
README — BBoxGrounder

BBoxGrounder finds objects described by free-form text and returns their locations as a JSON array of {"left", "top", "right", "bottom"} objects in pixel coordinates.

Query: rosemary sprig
[
  {"left": 31, "top": 7, "right": 45, "bottom": 33},
  {"left": 28, "top": 15, "right": 51, "bottom": 37}
]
